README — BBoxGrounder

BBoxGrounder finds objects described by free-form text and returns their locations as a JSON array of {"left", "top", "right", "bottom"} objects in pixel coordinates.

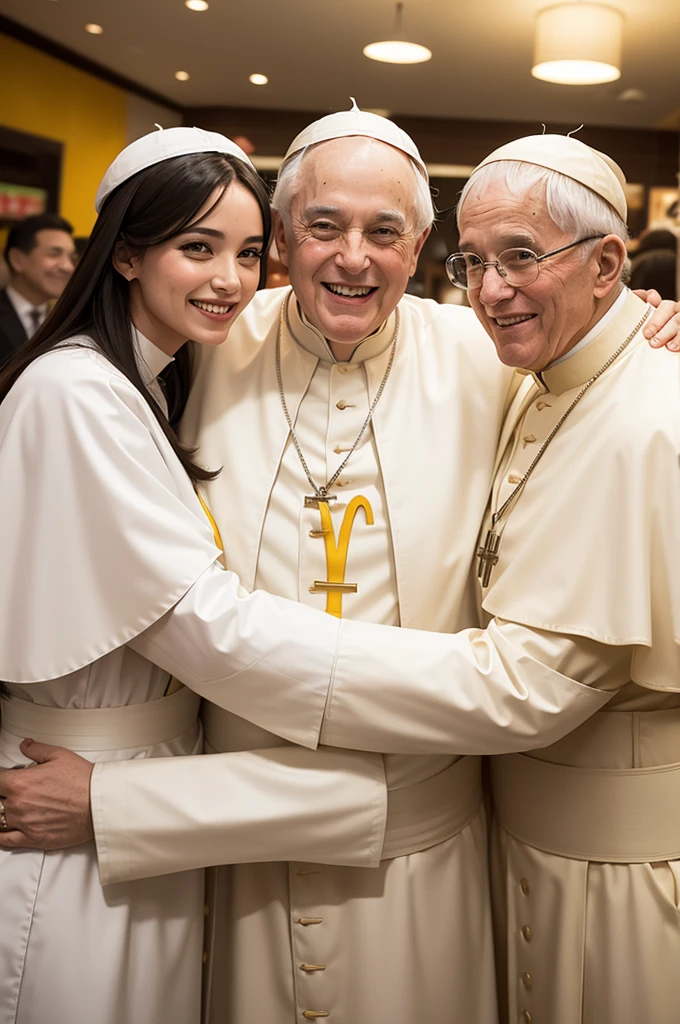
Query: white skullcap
[
  {"left": 282, "top": 99, "right": 428, "bottom": 180},
  {"left": 471, "top": 133, "right": 627, "bottom": 221},
  {"left": 95, "top": 126, "right": 255, "bottom": 212}
]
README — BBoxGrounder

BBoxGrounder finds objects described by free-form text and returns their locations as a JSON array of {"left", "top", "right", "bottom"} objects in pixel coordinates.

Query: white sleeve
[
  {"left": 128, "top": 561, "right": 342, "bottom": 750},
  {"left": 320, "top": 617, "right": 626, "bottom": 755},
  {"left": 92, "top": 744, "right": 387, "bottom": 885}
]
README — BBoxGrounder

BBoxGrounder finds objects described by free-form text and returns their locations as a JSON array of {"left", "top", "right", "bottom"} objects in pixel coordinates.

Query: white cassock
[
  {"left": 0, "top": 333, "right": 389, "bottom": 1024},
  {"left": 179, "top": 286, "right": 509, "bottom": 1024},
  {"left": 303, "top": 289, "right": 680, "bottom": 1024}
]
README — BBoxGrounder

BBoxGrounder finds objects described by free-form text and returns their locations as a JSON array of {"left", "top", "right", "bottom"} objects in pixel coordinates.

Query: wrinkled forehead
[
  {"left": 296, "top": 136, "right": 419, "bottom": 207},
  {"left": 458, "top": 173, "right": 556, "bottom": 246}
]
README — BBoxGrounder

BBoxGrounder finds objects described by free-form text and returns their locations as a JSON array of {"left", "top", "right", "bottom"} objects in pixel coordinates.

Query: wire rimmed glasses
[{"left": 445, "top": 235, "right": 605, "bottom": 291}]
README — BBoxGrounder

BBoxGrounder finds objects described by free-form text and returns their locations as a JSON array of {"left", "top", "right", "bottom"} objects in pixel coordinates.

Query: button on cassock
[
  {"left": 522, "top": 972, "right": 533, "bottom": 990},
  {"left": 522, "top": 925, "right": 532, "bottom": 942},
  {"left": 523, "top": 1011, "right": 533, "bottom": 1024},
  {"left": 297, "top": 917, "right": 324, "bottom": 926},
  {"left": 520, "top": 877, "right": 530, "bottom": 896},
  {"left": 300, "top": 963, "right": 327, "bottom": 972},
  {"left": 302, "top": 1012, "right": 330, "bottom": 1019}
]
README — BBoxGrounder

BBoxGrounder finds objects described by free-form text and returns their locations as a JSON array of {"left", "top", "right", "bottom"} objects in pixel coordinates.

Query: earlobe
[
  {"left": 593, "top": 235, "right": 627, "bottom": 298},
  {"left": 272, "top": 213, "right": 290, "bottom": 270},
  {"left": 112, "top": 241, "right": 138, "bottom": 282}
]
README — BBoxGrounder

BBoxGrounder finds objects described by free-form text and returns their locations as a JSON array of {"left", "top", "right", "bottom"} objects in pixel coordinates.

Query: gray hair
[
  {"left": 456, "top": 161, "right": 628, "bottom": 248},
  {"left": 272, "top": 140, "right": 435, "bottom": 235}
]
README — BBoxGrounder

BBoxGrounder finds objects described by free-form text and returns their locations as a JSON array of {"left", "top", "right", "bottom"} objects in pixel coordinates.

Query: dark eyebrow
[
  {"left": 180, "top": 227, "right": 224, "bottom": 239},
  {"left": 178, "top": 228, "right": 264, "bottom": 245}
]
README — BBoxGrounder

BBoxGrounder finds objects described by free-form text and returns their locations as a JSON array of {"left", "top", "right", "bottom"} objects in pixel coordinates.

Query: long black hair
[{"left": 0, "top": 152, "right": 271, "bottom": 482}]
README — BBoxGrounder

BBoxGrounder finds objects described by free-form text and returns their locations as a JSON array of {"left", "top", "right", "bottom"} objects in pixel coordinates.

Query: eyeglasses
[{"left": 445, "top": 235, "right": 605, "bottom": 291}]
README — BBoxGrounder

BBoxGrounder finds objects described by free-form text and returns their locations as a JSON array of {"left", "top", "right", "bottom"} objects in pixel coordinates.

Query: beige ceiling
[{"left": 2, "top": 0, "right": 679, "bottom": 129}]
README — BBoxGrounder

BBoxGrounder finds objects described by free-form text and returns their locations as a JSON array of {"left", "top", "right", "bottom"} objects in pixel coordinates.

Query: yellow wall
[{"left": 0, "top": 33, "right": 128, "bottom": 236}]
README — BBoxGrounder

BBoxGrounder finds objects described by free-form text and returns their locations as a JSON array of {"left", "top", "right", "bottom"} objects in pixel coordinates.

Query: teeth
[
  {"left": 193, "top": 301, "right": 232, "bottom": 314},
  {"left": 326, "top": 284, "right": 374, "bottom": 297},
  {"left": 496, "top": 314, "right": 534, "bottom": 326}
]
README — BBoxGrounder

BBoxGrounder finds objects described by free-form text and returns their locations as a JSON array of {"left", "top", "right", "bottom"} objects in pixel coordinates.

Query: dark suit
[{"left": 0, "top": 289, "right": 29, "bottom": 367}]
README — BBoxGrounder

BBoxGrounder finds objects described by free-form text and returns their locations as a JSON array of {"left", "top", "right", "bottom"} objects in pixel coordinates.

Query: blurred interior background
[{"left": 0, "top": 0, "right": 678, "bottom": 301}]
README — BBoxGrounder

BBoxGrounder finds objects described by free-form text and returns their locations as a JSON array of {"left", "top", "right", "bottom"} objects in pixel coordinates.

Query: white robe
[
  {"left": 0, "top": 335, "right": 387, "bottom": 1024},
  {"left": 481, "top": 290, "right": 680, "bottom": 1024}
]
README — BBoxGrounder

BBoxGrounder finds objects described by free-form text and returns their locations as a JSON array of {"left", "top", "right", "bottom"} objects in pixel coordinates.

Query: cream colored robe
[
  {"left": 183, "top": 287, "right": 509, "bottom": 1024},
  {"left": 310, "top": 290, "right": 680, "bottom": 1024},
  {"left": 482, "top": 290, "right": 680, "bottom": 1024}
]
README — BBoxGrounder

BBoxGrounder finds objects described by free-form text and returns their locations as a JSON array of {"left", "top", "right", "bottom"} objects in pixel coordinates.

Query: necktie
[{"left": 28, "top": 308, "right": 42, "bottom": 337}]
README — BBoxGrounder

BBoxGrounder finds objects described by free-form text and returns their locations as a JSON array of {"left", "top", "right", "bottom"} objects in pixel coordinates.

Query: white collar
[
  {"left": 287, "top": 295, "right": 397, "bottom": 365},
  {"left": 6, "top": 284, "right": 47, "bottom": 318},
  {"left": 548, "top": 286, "right": 629, "bottom": 368},
  {"left": 133, "top": 326, "right": 174, "bottom": 385}
]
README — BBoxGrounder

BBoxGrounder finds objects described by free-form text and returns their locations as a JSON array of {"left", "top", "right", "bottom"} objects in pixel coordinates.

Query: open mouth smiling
[
  {"left": 323, "top": 283, "right": 378, "bottom": 298},
  {"left": 494, "top": 314, "right": 537, "bottom": 328},
  {"left": 190, "top": 300, "right": 235, "bottom": 314}
]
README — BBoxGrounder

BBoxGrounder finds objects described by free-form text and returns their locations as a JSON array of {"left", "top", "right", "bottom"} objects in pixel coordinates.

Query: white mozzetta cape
[
  {"left": 185, "top": 287, "right": 511, "bottom": 632},
  {"left": 482, "top": 290, "right": 680, "bottom": 691},
  {"left": 0, "top": 342, "right": 218, "bottom": 682}
]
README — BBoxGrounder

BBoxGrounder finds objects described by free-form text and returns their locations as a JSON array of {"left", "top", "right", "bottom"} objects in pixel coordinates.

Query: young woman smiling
[{"left": 0, "top": 128, "right": 359, "bottom": 1024}]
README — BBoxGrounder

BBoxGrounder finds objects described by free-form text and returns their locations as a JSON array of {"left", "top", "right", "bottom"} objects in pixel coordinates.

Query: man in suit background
[{"left": 1, "top": 213, "right": 75, "bottom": 365}]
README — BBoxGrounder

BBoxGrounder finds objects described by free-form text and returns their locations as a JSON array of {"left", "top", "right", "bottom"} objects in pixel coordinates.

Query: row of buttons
[
  {"left": 519, "top": 876, "right": 533, "bottom": 1024},
  {"left": 295, "top": 868, "right": 330, "bottom": 1020}
]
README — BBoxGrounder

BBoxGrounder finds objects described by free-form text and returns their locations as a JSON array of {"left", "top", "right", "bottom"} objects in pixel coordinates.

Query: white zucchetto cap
[
  {"left": 282, "top": 99, "right": 428, "bottom": 180},
  {"left": 471, "top": 134, "right": 627, "bottom": 221},
  {"left": 95, "top": 126, "right": 256, "bottom": 212}
]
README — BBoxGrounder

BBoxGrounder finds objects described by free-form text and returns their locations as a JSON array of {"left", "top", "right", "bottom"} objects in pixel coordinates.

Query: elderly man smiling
[{"left": 3, "top": 112, "right": 680, "bottom": 1024}]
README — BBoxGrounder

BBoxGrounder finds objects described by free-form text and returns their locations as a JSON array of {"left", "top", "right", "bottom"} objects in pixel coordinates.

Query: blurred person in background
[
  {"left": 630, "top": 228, "right": 677, "bottom": 300},
  {"left": 0, "top": 213, "right": 75, "bottom": 365}
]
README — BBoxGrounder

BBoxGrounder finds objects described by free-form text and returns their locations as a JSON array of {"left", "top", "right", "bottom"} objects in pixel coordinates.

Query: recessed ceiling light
[
  {"left": 185, "top": 0, "right": 209, "bottom": 10},
  {"left": 175, "top": 70, "right": 191, "bottom": 81},
  {"left": 249, "top": 73, "right": 269, "bottom": 86},
  {"left": 85, "top": 23, "right": 103, "bottom": 34}
]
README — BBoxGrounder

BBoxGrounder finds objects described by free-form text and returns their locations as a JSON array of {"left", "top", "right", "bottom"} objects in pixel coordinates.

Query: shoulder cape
[
  {"left": 0, "top": 344, "right": 219, "bottom": 682},
  {"left": 483, "top": 331, "right": 680, "bottom": 692}
]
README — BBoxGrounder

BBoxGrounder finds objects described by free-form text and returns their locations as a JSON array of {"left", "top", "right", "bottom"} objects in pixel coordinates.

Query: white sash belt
[
  {"left": 381, "top": 755, "right": 482, "bottom": 860},
  {"left": 491, "top": 750, "right": 680, "bottom": 863},
  {"left": 0, "top": 687, "right": 200, "bottom": 750}
]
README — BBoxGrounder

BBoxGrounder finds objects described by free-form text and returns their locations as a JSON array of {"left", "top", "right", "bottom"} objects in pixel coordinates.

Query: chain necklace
[
  {"left": 275, "top": 296, "right": 399, "bottom": 508},
  {"left": 477, "top": 306, "right": 652, "bottom": 587}
]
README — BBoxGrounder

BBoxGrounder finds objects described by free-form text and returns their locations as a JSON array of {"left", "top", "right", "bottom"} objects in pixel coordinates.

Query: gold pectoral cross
[
  {"left": 477, "top": 528, "right": 501, "bottom": 588},
  {"left": 309, "top": 495, "right": 374, "bottom": 617}
]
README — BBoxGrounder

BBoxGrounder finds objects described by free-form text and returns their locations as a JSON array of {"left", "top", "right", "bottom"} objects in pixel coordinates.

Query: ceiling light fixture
[
  {"left": 532, "top": 3, "right": 623, "bottom": 85},
  {"left": 175, "top": 70, "right": 191, "bottom": 81},
  {"left": 363, "top": 3, "right": 432, "bottom": 65},
  {"left": 185, "top": 0, "right": 209, "bottom": 10},
  {"left": 249, "top": 73, "right": 269, "bottom": 86},
  {"left": 85, "top": 23, "right": 103, "bottom": 34}
]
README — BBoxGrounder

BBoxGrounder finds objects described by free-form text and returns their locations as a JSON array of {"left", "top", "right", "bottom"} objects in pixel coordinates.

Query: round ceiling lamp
[
  {"left": 363, "top": 3, "right": 432, "bottom": 65},
  {"left": 532, "top": 3, "right": 623, "bottom": 85}
]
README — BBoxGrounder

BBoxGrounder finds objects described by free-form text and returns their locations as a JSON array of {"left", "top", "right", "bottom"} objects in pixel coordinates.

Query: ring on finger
[{"left": 0, "top": 797, "right": 8, "bottom": 830}]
